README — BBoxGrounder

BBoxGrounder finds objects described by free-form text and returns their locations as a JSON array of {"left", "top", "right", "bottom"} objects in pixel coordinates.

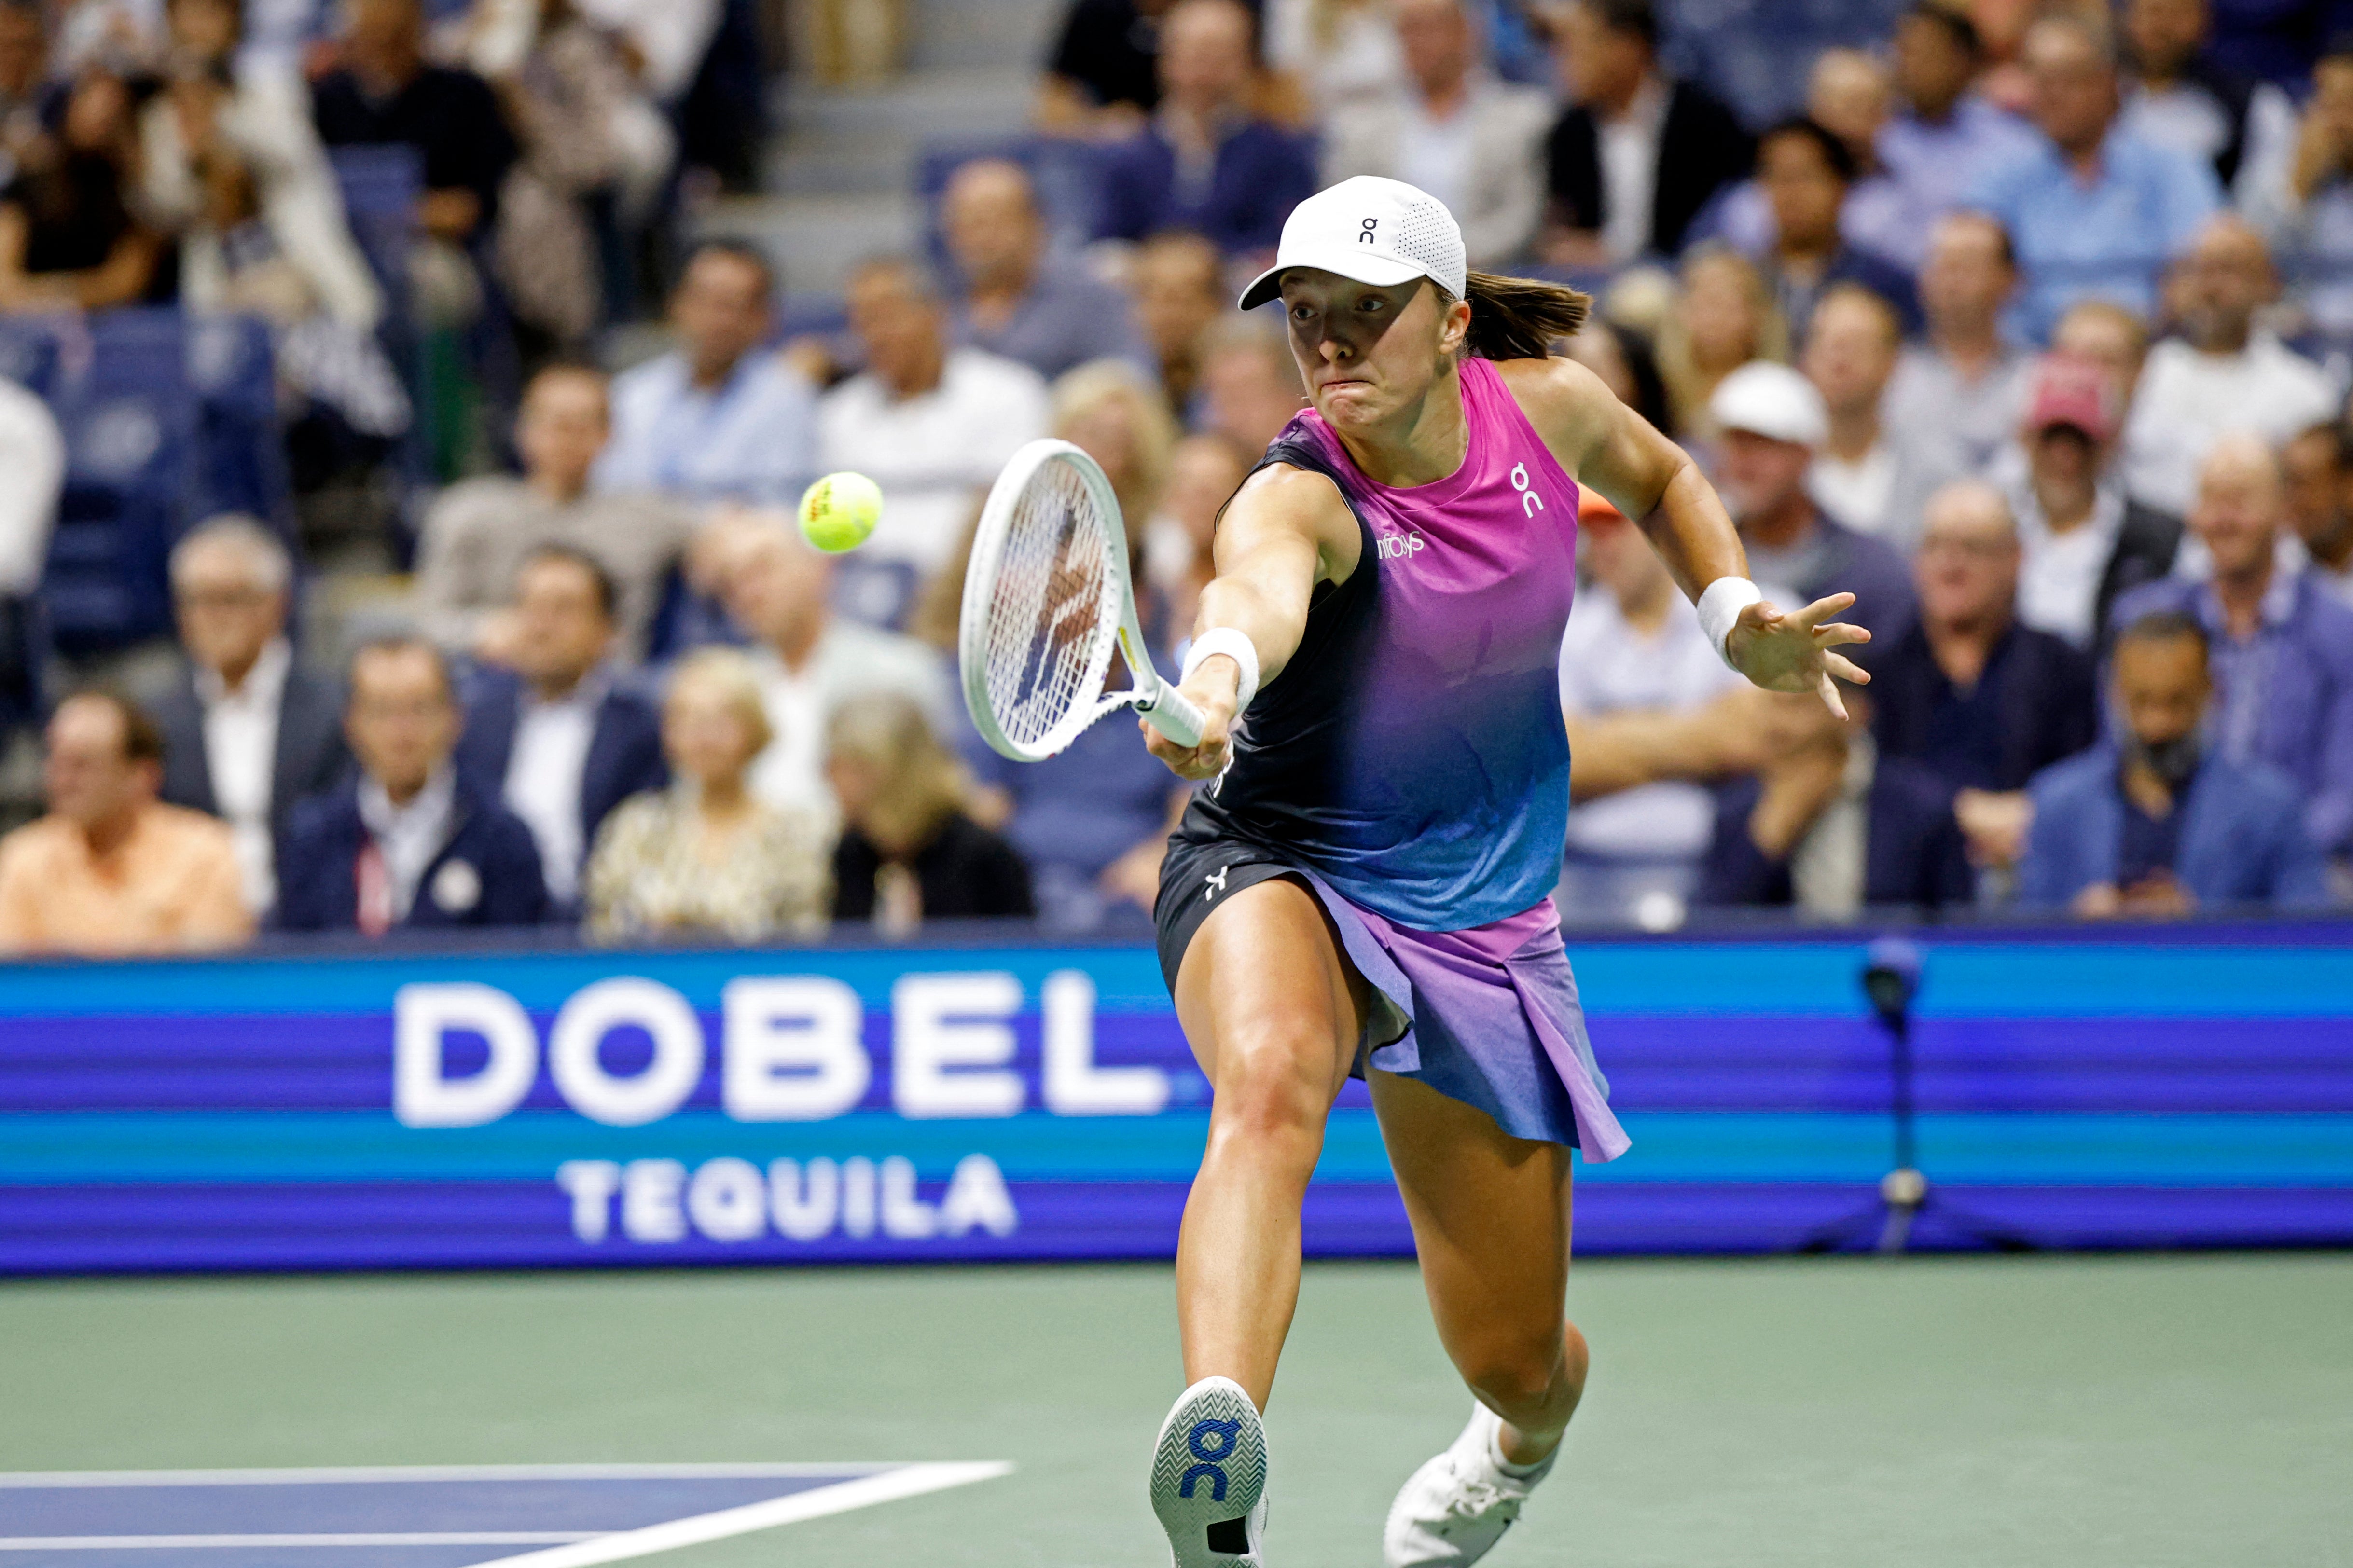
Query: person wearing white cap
[
  {"left": 1135, "top": 176, "right": 1875, "bottom": 1568},
  {"left": 1709, "top": 358, "right": 1918, "bottom": 646}
]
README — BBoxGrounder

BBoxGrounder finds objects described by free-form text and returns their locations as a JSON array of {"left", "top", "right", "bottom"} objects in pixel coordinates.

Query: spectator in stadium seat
[
  {"left": 1880, "top": 2, "right": 2041, "bottom": 243},
  {"left": 1319, "top": 0, "right": 1551, "bottom": 268},
  {"left": 2282, "top": 421, "right": 2353, "bottom": 610},
  {"left": 1800, "top": 282, "right": 1949, "bottom": 547},
  {"left": 1556, "top": 495, "right": 1742, "bottom": 924},
  {"left": 455, "top": 547, "right": 666, "bottom": 916},
  {"left": 1090, "top": 0, "right": 1318, "bottom": 258},
  {"left": 584, "top": 647, "right": 829, "bottom": 943},
  {"left": 1884, "top": 213, "right": 2030, "bottom": 483},
  {"left": 310, "top": 0, "right": 513, "bottom": 258},
  {"left": 594, "top": 241, "right": 819, "bottom": 508},
  {"left": 0, "top": 691, "right": 252, "bottom": 955},
  {"left": 1129, "top": 228, "right": 1224, "bottom": 416},
  {"left": 0, "top": 1, "right": 53, "bottom": 133},
  {"left": 1706, "top": 50, "right": 1916, "bottom": 272},
  {"left": 1869, "top": 480, "right": 2099, "bottom": 877},
  {"left": 2019, "top": 609, "right": 2330, "bottom": 914},
  {"left": 941, "top": 157, "right": 1146, "bottom": 381},
  {"left": 1263, "top": 0, "right": 1405, "bottom": 120},
  {"left": 1038, "top": 0, "right": 1173, "bottom": 135},
  {"left": 1968, "top": 13, "right": 2221, "bottom": 344},
  {"left": 2118, "top": 215, "right": 2336, "bottom": 518},
  {"left": 1652, "top": 244, "right": 1789, "bottom": 444},
  {"left": 420, "top": 362, "right": 699, "bottom": 660},
  {"left": 818, "top": 256, "right": 1050, "bottom": 579},
  {"left": 2004, "top": 352, "right": 2182, "bottom": 652},
  {"left": 1748, "top": 117, "right": 1919, "bottom": 343},
  {"left": 2117, "top": 0, "right": 2295, "bottom": 202},
  {"left": 0, "top": 67, "right": 164, "bottom": 310},
  {"left": 1141, "top": 429, "right": 1249, "bottom": 633},
  {"left": 1698, "top": 681, "right": 1975, "bottom": 917},
  {"left": 2109, "top": 434, "right": 2353, "bottom": 859},
  {"left": 1196, "top": 321, "right": 1305, "bottom": 453},
  {"left": 829, "top": 694, "right": 1034, "bottom": 930},
  {"left": 725, "top": 523, "right": 955, "bottom": 825},
  {"left": 1540, "top": 0, "right": 1749, "bottom": 267},
  {"left": 2243, "top": 41, "right": 2353, "bottom": 342},
  {"left": 276, "top": 639, "right": 549, "bottom": 933},
  {"left": 1707, "top": 361, "right": 1915, "bottom": 645},
  {"left": 154, "top": 518, "right": 348, "bottom": 916}
]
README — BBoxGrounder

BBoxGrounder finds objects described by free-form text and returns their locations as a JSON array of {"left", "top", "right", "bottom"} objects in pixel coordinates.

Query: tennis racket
[{"left": 960, "top": 438, "right": 1205, "bottom": 762}]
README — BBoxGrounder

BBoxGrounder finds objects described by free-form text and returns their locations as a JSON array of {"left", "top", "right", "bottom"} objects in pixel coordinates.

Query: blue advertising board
[{"left": 3, "top": 926, "right": 2351, "bottom": 1273}]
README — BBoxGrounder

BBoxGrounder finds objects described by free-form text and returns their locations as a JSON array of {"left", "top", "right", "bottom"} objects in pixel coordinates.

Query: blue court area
[{"left": 0, "top": 1463, "right": 1012, "bottom": 1568}]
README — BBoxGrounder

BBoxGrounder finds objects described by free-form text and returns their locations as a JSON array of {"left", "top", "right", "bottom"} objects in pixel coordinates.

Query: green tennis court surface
[{"left": 5, "top": 1255, "right": 2348, "bottom": 1567}]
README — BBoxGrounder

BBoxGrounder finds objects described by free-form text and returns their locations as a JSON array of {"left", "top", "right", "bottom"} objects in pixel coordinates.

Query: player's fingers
[
  {"left": 1788, "top": 591, "right": 1857, "bottom": 631},
  {"left": 1816, "top": 670, "right": 1849, "bottom": 721},
  {"left": 1809, "top": 620, "right": 1871, "bottom": 647},
  {"left": 1822, "top": 650, "right": 1871, "bottom": 685}
]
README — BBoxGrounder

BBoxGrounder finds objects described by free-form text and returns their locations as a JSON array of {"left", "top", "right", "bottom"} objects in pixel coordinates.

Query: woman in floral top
[{"left": 584, "top": 649, "right": 828, "bottom": 942}]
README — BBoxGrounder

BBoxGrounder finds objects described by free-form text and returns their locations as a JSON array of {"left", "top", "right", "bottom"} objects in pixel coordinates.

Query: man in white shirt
[
  {"left": 1556, "top": 498, "right": 1742, "bottom": 926},
  {"left": 818, "top": 257, "right": 1050, "bottom": 590},
  {"left": 2122, "top": 215, "right": 2338, "bottom": 516},
  {"left": 1319, "top": 0, "right": 1553, "bottom": 267},
  {"left": 1801, "top": 282, "right": 1949, "bottom": 546},
  {"left": 1885, "top": 212, "right": 2030, "bottom": 482},
  {"left": 454, "top": 548, "right": 666, "bottom": 913},
  {"left": 595, "top": 241, "right": 819, "bottom": 508},
  {"left": 153, "top": 517, "right": 348, "bottom": 915},
  {"left": 724, "top": 525, "right": 955, "bottom": 826},
  {"left": 0, "top": 368, "right": 60, "bottom": 734}
]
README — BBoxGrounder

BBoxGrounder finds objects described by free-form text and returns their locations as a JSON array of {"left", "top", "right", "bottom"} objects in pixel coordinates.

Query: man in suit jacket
[
  {"left": 2020, "top": 610, "right": 2330, "bottom": 913},
  {"left": 1091, "top": 0, "right": 1317, "bottom": 257},
  {"left": 1869, "top": 481, "right": 2098, "bottom": 874},
  {"left": 456, "top": 546, "right": 665, "bottom": 913},
  {"left": 1542, "top": 0, "right": 1751, "bottom": 265},
  {"left": 1700, "top": 685, "right": 1975, "bottom": 915},
  {"left": 277, "top": 638, "right": 547, "bottom": 932},
  {"left": 152, "top": 517, "right": 348, "bottom": 915},
  {"left": 1320, "top": 0, "right": 1554, "bottom": 268}
]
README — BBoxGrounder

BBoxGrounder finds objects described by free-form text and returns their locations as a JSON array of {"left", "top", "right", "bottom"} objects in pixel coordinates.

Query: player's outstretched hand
[
  {"left": 1725, "top": 591, "right": 1872, "bottom": 719},
  {"left": 1141, "top": 668, "right": 1239, "bottom": 781}
]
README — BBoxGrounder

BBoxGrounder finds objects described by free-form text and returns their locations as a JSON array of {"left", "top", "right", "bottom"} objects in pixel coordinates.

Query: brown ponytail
[{"left": 1448, "top": 270, "right": 1591, "bottom": 360}]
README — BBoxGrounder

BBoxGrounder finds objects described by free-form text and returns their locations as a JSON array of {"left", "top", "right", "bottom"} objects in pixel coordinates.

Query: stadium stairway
[{"left": 693, "top": 0, "right": 1061, "bottom": 297}]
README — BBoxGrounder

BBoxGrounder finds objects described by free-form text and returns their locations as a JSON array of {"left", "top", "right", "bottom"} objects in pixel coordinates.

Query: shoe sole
[{"left": 1150, "top": 1375, "right": 1267, "bottom": 1565}]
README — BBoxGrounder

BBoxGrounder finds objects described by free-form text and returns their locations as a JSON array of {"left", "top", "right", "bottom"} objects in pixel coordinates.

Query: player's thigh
[
  {"left": 1173, "top": 876, "right": 1367, "bottom": 1104},
  {"left": 1367, "top": 1068, "right": 1575, "bottom": 1379}
]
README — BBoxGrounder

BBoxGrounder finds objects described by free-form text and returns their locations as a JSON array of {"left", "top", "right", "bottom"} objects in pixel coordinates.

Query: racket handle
[{"left": 1140, "top": 681, "right": 1205, "bottom": 747}]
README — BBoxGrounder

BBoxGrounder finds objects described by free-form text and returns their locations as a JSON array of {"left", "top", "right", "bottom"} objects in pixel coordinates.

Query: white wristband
[
  {"left": 1181, "top": 627, "right": 1260, "bottom": 713},
  {"left": 1696, "top": 576, "right": 1764, "bottom": 671}
]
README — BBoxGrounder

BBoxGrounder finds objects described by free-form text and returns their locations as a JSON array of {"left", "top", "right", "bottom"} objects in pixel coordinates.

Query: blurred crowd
[{"left": 1, "top": 0, "right": 2351, "bottom": 959}]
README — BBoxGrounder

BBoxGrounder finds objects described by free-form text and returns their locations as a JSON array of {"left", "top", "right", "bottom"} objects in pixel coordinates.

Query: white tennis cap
[
  {"left": 1237, "top": 176, "right": 1468, "bottom": 311},
  {"left": 1708, "top": 360, "right": 1830, "bottom": 448}
]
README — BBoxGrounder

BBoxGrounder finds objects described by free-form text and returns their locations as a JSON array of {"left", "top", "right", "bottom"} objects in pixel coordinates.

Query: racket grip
[{"left": 1140, "top": 682, "right": 1205, "bottom": 747}]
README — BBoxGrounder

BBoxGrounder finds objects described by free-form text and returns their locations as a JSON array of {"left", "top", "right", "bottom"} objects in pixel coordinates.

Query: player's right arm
[{"left": 1142, "top": 463, "right": 1361, "bottom": 781}]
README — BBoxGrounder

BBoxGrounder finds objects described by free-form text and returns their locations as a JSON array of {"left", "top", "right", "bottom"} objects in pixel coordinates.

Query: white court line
[
  {"left": 0, "top": 1533, "right": 592, "bottom": 1551},
  {"left": 467, "top": 1461, "right": 1017, "bottom": 1568},
  {"left": 0, "top": 1463, "right": 894, "bottom": 1488}
]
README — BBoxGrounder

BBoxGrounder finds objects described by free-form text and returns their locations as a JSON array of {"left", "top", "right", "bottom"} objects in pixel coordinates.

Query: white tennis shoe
[
  {"left": 1150, "top": 1375, "right": 1270, "bottom": 1566},
  {"left": 1382, "top": 1400, "right": 1556, "bottom": 1567}
]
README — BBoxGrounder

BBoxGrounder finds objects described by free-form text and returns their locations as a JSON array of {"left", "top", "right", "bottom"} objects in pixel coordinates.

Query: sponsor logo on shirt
[
  {"left": 1374, "top": 527, "right": 1427, "bottom": 562},
  {"left": 1510, "top": 461, "right": 1548, "bottom": 518}
]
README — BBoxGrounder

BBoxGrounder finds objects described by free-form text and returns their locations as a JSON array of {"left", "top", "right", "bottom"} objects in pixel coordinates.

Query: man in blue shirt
[
  {"left": 1093, "top": 0, "right": 1317, "bottom": 258},
  {"left": 593, "top": 240, "right": 818, "bottom": 507},
  {"left": 1880, "top": 4, "right": 2041, "bottom": 238},
  {"left": 941, "top": 158, "right": 1149, "bottom": 381},
  {"left": 2111, "top": 434, "right": 2353, "bottom": 860},
  {"left": 1968, "top": 13, "right": 2221, "bottom": 343}
]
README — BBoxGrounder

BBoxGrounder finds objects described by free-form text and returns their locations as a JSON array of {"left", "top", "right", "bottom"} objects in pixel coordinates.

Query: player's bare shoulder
[
  {"left": 1492, "top": 354, "right": 1622, "bottom": 455},
  {"left": 1221, "top": 459, "right": 1364, "bottom": 585}
]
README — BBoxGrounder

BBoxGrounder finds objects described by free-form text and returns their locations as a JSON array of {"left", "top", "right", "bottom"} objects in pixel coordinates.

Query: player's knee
[{"left": 1209, "top": 1022, "right": 1334, "bottom": 1147}]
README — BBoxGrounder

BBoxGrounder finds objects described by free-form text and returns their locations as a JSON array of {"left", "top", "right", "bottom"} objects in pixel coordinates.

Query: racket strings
[{"left": 981, "top": 458, "right": 1118, "bottom": 751}]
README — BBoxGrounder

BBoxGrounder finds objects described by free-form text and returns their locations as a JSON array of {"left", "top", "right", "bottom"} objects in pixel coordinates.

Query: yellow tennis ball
[{"left": 797, "top": 471, "right": 882, "bottom": 552}]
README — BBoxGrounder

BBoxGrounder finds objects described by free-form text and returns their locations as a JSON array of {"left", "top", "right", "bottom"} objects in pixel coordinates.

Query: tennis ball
[{"left": 797, "top": 471, "right": 882, "bottom": 552}]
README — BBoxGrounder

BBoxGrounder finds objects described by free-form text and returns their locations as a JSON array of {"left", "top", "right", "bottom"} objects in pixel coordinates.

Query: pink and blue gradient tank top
[{"left": 1194, "top": 355, "right": 1581, "bottom": 931}]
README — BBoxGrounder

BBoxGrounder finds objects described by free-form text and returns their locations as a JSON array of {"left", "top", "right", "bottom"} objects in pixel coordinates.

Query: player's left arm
[{"left": 1497, "top": 355, "right": 1871, "bottom": 717}]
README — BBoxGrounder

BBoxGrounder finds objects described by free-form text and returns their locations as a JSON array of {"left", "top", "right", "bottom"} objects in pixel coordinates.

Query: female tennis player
[{"left": 1140, "top": 178, "right": 1869, "bottom": 1568}]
